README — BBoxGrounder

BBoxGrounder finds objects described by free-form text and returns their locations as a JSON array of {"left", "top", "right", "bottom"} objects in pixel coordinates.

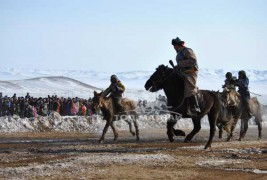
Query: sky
[{"left": 0, "top": 0, "right": 267, "bottom": 72}]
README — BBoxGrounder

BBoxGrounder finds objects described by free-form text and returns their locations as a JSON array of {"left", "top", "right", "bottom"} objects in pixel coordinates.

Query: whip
[{"left": 249, "top": 91, "right": 262, "bottom": 96}]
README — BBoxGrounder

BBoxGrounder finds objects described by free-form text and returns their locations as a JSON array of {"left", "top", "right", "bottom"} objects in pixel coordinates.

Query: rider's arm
[
  {"left": 102, "top": 85, "right": 112, "bottom": 97},
  {"left": 117, "top": 82, "right": 125, "bottom": 93}
]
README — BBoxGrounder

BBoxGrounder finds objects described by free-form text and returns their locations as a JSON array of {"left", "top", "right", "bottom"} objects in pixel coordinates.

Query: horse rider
[
  {"left": 103, "top": 75, "right": 125, "bottom": 114},
  {"left": 222, "top": 72, "right": 236, "bottom": 91},
  {"left": 233, "top": 70, "right": 252, "bottom": 118},
  {"left": 171, "top": 36, "right": 201, "bottom": 115}
]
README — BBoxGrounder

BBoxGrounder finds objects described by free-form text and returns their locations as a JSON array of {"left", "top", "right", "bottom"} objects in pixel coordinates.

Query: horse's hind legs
[
  {"left": 133, "top": 118, "right": 140, "bottom": 141},
  {"left": 110, "top": 122, "right": 119, "bottom": 142},
  {"left": 125, "top": 119, "right": 136, "bottom": 136},
  {"left": 256, "top": 118, "right": 263, "bottom": 140}
]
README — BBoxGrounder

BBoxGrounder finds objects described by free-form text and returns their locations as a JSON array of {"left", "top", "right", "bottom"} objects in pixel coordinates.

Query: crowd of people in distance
[{"left": 0, "top": 92, "right": 94, "bottom": 118}]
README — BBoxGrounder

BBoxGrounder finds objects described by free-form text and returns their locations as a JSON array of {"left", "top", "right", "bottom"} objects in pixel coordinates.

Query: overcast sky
[{"left": 0, "top": 0, "right": 267, "bottom": 72}]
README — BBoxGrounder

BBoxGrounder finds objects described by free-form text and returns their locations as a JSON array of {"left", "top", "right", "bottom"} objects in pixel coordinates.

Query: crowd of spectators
[{"left": 0, "top": 92, "right": 94, "bottom": 118}]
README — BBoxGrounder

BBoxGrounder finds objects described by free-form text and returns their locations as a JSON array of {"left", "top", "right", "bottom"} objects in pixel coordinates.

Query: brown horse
[
  {"left": 145, "top": 64, "right": 220, "bottom": 149},
  {"left": 92, "top": 91, "right": 140, "bottom": 143},
  {"left": 218, "top": 88, "right": 263, "bottom": 141}
]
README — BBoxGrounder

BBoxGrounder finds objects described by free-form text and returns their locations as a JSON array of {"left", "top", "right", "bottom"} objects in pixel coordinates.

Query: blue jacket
[{"left": 235, "top": 77, "right": 250, "bottom": 98}]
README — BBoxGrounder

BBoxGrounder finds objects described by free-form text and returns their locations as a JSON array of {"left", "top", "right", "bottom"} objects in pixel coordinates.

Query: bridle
[{"left": 149, "top": 67, "right": 174, "bottom": 91}]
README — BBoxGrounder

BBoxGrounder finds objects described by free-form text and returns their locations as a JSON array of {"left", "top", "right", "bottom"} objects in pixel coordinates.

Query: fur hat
[
  {"left": 172, "top": 37, "right": 185, "bottom": 46},
  {"left": 225, "top": 72, "right": 232, "bottom": 78},
  {"left": 238, "top": 70, "right": 246, "bottom": 77},
  {"left": 110, "top": 74, "right": 119, "bottom": 83}
]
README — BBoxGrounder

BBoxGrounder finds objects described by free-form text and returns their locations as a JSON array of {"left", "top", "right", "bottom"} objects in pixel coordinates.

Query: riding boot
[
  {"left": 186, "top": 95, "right": 201, "bottom": 116},
  {"left": 114, "top": 98, "right": 126, "bottom": 116}
]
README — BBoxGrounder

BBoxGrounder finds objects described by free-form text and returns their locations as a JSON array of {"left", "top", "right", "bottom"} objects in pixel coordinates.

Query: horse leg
[
  {"left": 204, "top": 113, "right": 218, "bottom": 149},
  {"left": 218, "top": 125, "right": 223, "bottom": 139},
  {"left": 125, "top": 119, "right": 135, "bottom": 136},
  {"left": 133, "top": 115, "right": 140, "bottom": 141},
  {"left": 227, "top": 108, "right": 240, "bottom": 142},
  {"left": 239, "top": 118, "right": 248, "bottom": 141},
  {"left": 256, "top": 117, "right": 263, "bottom": 140},
  {"left": 184, "top": 117, "right": 201, "bottom": 143},
  {"left": 110, "top": 121, "right": 119, "bottom": 142},
  {"left": 227, "top": 117, "right": 239, "bottom": 142},
  {"left": 167, "top": 118, "right": 177, "bottom": 142},
  {"left": 99, "top": 120, "right": 111, "bottom": 143},
  {"left": 217, "top": 122, "right": 223, "bottom": 139}
]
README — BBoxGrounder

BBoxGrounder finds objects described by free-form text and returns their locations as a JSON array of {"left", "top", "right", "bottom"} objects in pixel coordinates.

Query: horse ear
[{"left": 94, "top": 91, "right": 97, "bottom": 96}]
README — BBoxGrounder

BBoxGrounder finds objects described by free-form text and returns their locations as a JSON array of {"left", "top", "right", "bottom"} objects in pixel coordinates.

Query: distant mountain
[
  {"left": 0, "top": 68, "right": 266, "bottom": 103},
  {"left": 1, "top": 67, "right": 267, "bottom": 83},
  {"left": 0, "top": 76, "right": 101, "bottom": 99}
]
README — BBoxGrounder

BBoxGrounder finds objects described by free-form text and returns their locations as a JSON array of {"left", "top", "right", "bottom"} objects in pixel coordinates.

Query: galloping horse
[
  {"left": 218, "top": 88, "right": 263, "bottom": 141},
  {"left": 145, "top": 64, "right": 220, "bottom": 149},
  {"left": 92, "top": 91, "right": 140, "bottom": 143}
]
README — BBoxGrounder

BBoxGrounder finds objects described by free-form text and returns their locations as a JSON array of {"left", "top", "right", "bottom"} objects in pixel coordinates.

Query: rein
[{"left": 151, "top": 69, "right": 174, "bottom": 90}]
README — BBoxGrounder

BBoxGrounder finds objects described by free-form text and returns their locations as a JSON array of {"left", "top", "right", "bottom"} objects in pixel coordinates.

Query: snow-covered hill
[{"left": 0, "top": 67, "right": 266, "bottom": 104}]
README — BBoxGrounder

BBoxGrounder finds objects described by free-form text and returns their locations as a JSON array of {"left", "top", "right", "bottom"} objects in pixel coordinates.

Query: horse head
[
  {"left": 221, "top": 87, "right": 240, "bottom": 107},
  {"left": 92, "top": 91, "right": 104, "bottom": 113},
  {"left": 144, "top": 64, "right": 173, "bottom": 92}
]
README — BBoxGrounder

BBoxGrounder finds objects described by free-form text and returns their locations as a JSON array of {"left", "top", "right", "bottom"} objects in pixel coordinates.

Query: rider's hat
[
  {"left": 172, "top": 36, "right": 185, "bottom": 46},
  {"left": 238, "top": 70, "right": 246, "bottom": 77}
]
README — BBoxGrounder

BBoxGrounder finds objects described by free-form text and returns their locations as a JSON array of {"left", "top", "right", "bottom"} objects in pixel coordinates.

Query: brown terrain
[{"left": 0, "top": 127, "right": 266, "bottom": 179}]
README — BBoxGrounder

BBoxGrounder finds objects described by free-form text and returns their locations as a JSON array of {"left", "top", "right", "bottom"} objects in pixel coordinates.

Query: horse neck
[
  {"left": 162, "top": 73, "right": 184, "bottom": 107},
  {"left": 100, "top": 97, "right": 114, "bottom": 112}
]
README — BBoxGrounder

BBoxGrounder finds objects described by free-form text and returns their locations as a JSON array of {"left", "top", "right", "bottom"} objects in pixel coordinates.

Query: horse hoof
[
  {"left": 136, "top": 137, "right": 140, "bottom": 141},
  {"left": 173, "top": 129, "right": 186, "bottom": 137},
  {"left": 99, "top": 140, "right": 104, "bottom": 144},
  {"left": 131, "top": 133, "right": 136, "bottom": 136},
  {"left": 184, "top": 140, "right": 190, "bottom": 143},
  {"left": 204, "top": 145, "right": 211, "bottom": 150},
  {"left": 114, "top": 136, "right": 118, "bottom": 142},
  {"left": 169, "top": 138, "right": 174, "bottom": 143},
  {"left": 238, "top": 138, "right": 242, "bottom": 141}
]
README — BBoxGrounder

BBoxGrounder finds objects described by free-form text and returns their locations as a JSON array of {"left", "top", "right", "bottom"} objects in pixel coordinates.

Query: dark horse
[{"left": 144, "top": 64, "right": 220, "bottom": 149}]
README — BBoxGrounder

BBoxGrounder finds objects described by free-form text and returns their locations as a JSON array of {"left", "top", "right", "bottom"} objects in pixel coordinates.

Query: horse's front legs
[
  {"left": 99, "top": 120, "right": 111, "bottom": 143},
  {"left": 227, "top": 117, "right": 239, "bottom": 142},
  {"left": 167, "top": 118, "right": 177, "bottom": 142},
  {"left": 204, "top": 113, "right": 218, "bottom": 149},
  {"left": 110, "top": 121, "right": 119, "bottom": 142}
]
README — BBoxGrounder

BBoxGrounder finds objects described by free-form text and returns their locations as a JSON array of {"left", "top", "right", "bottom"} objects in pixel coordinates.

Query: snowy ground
[
  {"left": 1, "top": 111, "right": 266, "bottom": 133},
  {"left": 0, "top": 128, "right": 266, "bottom": 179}
]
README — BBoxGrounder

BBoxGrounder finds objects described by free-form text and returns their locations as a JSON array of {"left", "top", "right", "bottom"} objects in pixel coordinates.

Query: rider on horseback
[
  {"left": 103, "top": 75, "right": 125, "bottom": 114},
  {"left": 171, "top": 36, "right": 201, "bottom": 115},
  {"left": 233, "top": 70, "right": 252, "bottom": 118},
  {"left": 222, "top": 72, "right": 236, "bottom": 91}
]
